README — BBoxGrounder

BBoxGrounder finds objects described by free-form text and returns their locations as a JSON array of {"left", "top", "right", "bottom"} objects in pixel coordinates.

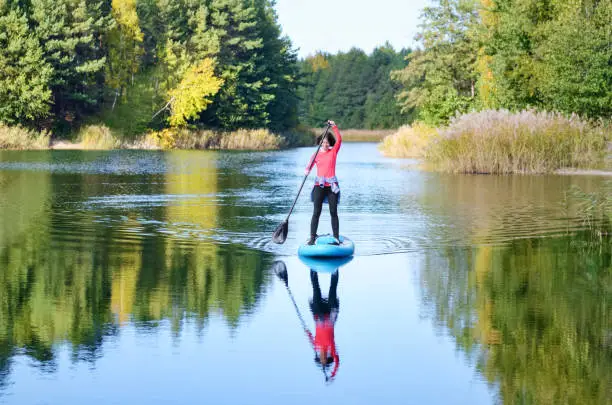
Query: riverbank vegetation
[
  {"left": 1, "top": 0, "right": 610, "bottom": 157},
  {"left": 0, "top": 124, "right": 49, "bottom": 150},
  {"left": 60, "top": 125, "right": 313, "bottom": 151},
  {"left": 0, "top": 0, "right": 301, "bottom": 148},
  {"left": 378, "top": 0, "right": 611, "bottom": 172},
  {"left": 378, "top": 123, "right": 436, "bottom": 158},
  {"left": 380, "top": 110, "right": 610, "bottom": 173}
]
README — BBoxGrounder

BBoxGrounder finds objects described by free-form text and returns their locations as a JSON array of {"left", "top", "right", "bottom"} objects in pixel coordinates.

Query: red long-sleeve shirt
[
  {"left": 307, "top": 316, "right": 340, "bottom": 380},
  {"left": 306, "top": 125, "right": 342, "bottom": 185}
]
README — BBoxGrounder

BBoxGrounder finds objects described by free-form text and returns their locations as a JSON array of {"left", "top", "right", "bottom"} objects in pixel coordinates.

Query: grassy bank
[
  {"left": 53, "top": 125, "right": 314, "bottom": 150},
  {"left": 0, "top": 125, "right": 50, "bottom": 150},
  {"left": 1, "top": 124, "right": 314, "bottom": 151},
  {"left": 380, "top": 110, "right": 610, "bottom": 174}
]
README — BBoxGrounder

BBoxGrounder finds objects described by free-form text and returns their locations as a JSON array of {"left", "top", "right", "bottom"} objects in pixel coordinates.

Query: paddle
[
  {"left": 272, "top": 261, "right": 309, "bottom": 331},
  {"left": 272, "top": 123, "right": 331, "bottom": 244}
]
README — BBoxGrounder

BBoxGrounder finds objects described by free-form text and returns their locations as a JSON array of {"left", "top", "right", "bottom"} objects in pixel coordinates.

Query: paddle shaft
[
  {"left": 283, "top": 284, "right": 310, "bottom": 333},
  {"left": 283, "top": 124, "right": 331, "bottom": 222}
]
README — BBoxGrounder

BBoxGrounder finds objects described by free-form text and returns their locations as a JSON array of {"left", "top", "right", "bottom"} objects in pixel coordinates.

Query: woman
[
  {"left": 306, "top": 269, "right": 340, "bottom": 382},
  {"left": 304, "top": 120, "right": 343, "bottom": 245}
]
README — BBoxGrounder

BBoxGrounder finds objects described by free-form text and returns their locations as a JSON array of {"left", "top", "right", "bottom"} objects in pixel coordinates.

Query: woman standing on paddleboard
[{"left": 305, "top": 120, "right": 343, "bottom": 245}]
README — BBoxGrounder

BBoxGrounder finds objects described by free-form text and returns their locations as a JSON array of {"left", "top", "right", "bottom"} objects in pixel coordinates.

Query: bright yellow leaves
[{"left": 167, "top": 58, "right": 224, "bottom": 127}]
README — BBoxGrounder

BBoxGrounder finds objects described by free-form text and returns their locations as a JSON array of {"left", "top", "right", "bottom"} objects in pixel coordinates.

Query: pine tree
[
  {"left": 0, "top": 1, "right": 52, "bottom": 125},
  {"left": 30, "top": 0, "right": 112, "bottom": 130},
  {"left": 198, "top": 0, "right": 267, "bottom": 130}
]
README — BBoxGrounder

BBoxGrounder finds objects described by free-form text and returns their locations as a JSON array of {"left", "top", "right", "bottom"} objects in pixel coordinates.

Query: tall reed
[
  {"left": 426, "top": 110, "right": 608, "bottom": 174},
  {"left": 0, "top": 124, "right": 49, "bottom": 150},
  {"left": 378, "top": 123, "right": 437, "bottom": 158},
  {"left": 78, "top": 125, "right": 121, "bottom": 149},
  {"left": 141, "top": 128, "right": 284, "bottom": 150}
]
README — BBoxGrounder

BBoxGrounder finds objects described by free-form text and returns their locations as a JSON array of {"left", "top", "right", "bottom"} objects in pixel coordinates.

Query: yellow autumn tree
[{"left": 167, "top": 58, "right": 224, "bottom": 127}]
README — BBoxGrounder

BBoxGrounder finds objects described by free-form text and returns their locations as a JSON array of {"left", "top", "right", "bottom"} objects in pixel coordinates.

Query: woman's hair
[{"left": 316, "top": 132, "right": 336, "bottom": 147}]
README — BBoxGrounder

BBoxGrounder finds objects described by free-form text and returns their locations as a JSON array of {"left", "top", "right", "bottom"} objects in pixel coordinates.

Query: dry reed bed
[
  {"left": 63, "top": 125, "right": 305, "bottom": 150},
  {"left": 378, "top": 123, "right": 436, "bottom": 158},
  {"left": 0, "top": 124, "right": 50, "bottom": 150},
  {"left": 379, "top": 110, "right": 610, "bottom": 174}
]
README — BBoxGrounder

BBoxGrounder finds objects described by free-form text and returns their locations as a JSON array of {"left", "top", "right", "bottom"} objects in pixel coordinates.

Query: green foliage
[
  {"left": 0, "top": 0, "right": 299, "bottom": 140},
  {"left": 299, "top": 44, "right": 410, "bottom": 129},
  {"left": 30, "top": 0, "right": 112, "bottom": 131},
  {"left": 392, "top": 0, "right": 479, "bottom": 126},
  {"left": 397, "top": 0, "right": 611, "bottom": 123},
  {"left": 534, "top": 1, "right": 612, "bottom": 118},
  {"left": 106, "top": 0, "right": 144, "bottom": 96},
  {"left": 0, "top": 2, "right": 52, "bottom": 125}
]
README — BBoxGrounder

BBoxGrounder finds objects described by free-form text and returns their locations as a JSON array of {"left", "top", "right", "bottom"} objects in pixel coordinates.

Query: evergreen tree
[
  {"left": 0, "top": 1, "right": 52, "bottom": 125},
  {"left": 297, "top": 46, "right": 409, "bottom": 129},
  {"left": 252, "top": 0, "right": 299, "bottom": 132},
  {"left": 30, "top": 0, "right": 113, "bottom": 131},
  {"left": 197, "top": 0, "right": 267, "bottom": 130}
]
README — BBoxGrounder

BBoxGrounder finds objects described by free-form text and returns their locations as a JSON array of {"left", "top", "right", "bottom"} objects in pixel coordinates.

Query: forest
[{"left": 0, "top": 0, "right": 609, "bottom": 146}]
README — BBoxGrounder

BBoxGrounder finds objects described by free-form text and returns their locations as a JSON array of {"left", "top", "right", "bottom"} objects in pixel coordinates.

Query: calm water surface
[{"left": 0, "top": 144, "right": 610, "bottom": 405}]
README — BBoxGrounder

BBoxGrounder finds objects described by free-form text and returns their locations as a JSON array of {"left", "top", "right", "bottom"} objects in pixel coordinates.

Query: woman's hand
[{"left": 327, "top": 120, "right": 336, "bottom": 127}]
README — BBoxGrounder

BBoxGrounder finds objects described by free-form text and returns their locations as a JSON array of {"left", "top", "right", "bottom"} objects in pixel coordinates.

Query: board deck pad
[{"left": 297, "top": 234, "right": 355, "bottom": 258}]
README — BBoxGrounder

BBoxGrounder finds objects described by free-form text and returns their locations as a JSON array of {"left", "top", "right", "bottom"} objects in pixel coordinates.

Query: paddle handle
[{"left": 284, "top": 124, "right": 331, "bottom": 221}]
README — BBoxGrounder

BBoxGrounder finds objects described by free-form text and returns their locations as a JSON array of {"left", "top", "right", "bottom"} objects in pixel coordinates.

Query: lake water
[{"left": 0, "top": 144, "right": 610, "bottom": 405}]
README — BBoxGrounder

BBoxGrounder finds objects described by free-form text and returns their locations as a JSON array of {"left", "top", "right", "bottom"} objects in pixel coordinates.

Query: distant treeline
[
  {"left": 0, "top": 0, "right": 298, "bottom": 135},
  {"left": 297, "top": 45, "right": 412, "bottom": 129}
]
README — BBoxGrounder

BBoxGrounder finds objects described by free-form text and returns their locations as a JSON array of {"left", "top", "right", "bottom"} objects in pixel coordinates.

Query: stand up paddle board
[
  {"left": 297, "top": 234, "right": 355, "bottom": 258},
  {"left": 298, "top": 254, "right": 353, "bottom": 273}
]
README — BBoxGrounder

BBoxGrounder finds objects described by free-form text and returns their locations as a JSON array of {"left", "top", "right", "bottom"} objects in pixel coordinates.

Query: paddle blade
[
  {"left": 272, "top": 220, "right": 288, "bottom": 244},
  {"left": 271, "top": 260, "right": 288, "bottom": 285}
]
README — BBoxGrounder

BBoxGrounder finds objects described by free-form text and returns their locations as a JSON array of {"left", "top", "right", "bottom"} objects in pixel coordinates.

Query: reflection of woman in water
[{"left": 305, "top": 270, "right": 339, "bottom": 381}]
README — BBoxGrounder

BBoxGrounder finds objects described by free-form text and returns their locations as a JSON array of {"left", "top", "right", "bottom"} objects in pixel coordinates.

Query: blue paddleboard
[
  {"left": 297, "top": 234, "right": 355, "bottom": 258},
  {"left": 298, "top": 255, "right": 354, "bottom": 273}
]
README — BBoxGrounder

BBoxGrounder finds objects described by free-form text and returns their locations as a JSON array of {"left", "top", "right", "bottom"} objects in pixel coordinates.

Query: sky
[{"left": 274, "top": 0, "right": 431, "bottom": 58}]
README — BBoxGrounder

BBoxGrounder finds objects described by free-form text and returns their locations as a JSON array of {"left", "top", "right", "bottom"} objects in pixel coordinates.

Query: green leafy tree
[
  {"left": 534, "top": 0, "right": 612, "bottom": 118},
  {"left": 106, "top": 0, "right": 144, "bottom": 104},
  {"left": 0, "top": 1, "right": 52, "bottom": 125},
  {"left": 392, "top": 0, "right": 480, "bottom": 125}
]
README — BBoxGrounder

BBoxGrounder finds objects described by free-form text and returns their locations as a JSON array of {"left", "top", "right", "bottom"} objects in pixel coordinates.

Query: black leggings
[
  {"left": 311, "top": 186, "right": 339, "bottom": 238},
  {"left": 309, "top": 270, "right": 339, "bottom": 317}
]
